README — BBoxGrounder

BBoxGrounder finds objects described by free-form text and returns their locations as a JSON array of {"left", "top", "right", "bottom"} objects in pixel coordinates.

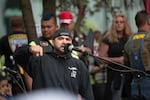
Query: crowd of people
[{"left": 0, "top": 9, "right": 150, "bottom": 100}]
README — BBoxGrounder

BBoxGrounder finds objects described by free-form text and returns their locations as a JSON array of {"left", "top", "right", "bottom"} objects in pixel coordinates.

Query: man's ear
[{"left": 148, "top": 19, "right": 150, "bottom": 25}]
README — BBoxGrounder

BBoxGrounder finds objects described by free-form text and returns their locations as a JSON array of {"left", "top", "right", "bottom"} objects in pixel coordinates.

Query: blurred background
[{"left": 0, "top": 0, "right": 149, "bottom": 38}]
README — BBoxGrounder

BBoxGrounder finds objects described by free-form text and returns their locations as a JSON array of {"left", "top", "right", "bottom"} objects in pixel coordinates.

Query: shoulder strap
[{"left": 129, "top": 33, "right": 146, "bottom": 71}]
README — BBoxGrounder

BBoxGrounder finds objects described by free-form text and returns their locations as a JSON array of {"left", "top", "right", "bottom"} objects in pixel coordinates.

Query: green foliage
[
  {"left": 0, "top": 55, "right": 5, "bottom": 66},
  {"left": 0, "top": 55, "right": 6, "bottom": 77},
  {"left": 80, "top": 18, "right": 99, "bottom": 35}
]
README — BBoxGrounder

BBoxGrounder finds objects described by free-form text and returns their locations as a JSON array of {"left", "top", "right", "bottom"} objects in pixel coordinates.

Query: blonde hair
[{"left": 104, "top": 14, "right": 132, "bottom": 43}]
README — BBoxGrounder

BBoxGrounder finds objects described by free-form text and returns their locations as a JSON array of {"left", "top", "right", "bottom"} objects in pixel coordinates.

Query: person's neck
[
  {"left": 138, "top": 26, "right": 149, "bottom": 32},
  {"left": 54, "top": 49, "right": 67, "bottom": 57},
  {"left": 117, "top": 31, "right": 123, "bottom": 38}
]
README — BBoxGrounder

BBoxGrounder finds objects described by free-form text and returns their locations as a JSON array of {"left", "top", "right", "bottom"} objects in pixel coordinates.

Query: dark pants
[{"left": 92, "top": 83, "right": 106, "bottom": 100}]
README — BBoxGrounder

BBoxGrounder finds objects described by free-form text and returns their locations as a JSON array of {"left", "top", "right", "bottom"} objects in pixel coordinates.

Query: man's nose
[
  {"left": 62, "top": 39, "right": 67, "bottom": 43},
  {"left": 43, "top": 27, "right": 48, "bottom": 31}
]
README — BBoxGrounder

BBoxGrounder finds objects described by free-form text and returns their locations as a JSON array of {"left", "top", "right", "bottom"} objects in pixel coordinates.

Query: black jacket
[
  {"left": 14, "top": 48, "right": 94, "bottom": 100},
  {"left": 15, "top": 47, "right": 94, "bottom": 100}
]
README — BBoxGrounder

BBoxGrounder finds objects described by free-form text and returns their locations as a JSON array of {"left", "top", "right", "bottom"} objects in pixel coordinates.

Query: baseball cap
[
  {"left": 58, "top": 11, "right": 73, "bottom": 24},
  {"left": 52, "top": 28, "right": 72, "bottom": 39}
]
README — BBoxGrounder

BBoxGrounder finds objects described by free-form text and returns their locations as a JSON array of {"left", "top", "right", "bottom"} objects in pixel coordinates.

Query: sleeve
[
  {"left": 79, "top": 61, "right": 94, "bottom": 100},
  {"left": 25, "top": 56, "right": 36, "bottom": 77},
  {"left": 13, "top": 45, "right": 31, "bottom": 68},
  {"left": 27, "top": 55, "right": 43, "bottom": 79}
]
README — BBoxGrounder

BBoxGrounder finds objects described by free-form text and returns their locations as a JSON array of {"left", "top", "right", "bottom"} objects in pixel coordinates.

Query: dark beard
[{"left": 54, "top": 48, "right": 66, "bottom": 57}]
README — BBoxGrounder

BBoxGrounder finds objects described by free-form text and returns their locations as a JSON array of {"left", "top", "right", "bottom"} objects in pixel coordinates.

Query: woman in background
[{"left": 100, "top": 14, "right": 132, "bottom": 100}]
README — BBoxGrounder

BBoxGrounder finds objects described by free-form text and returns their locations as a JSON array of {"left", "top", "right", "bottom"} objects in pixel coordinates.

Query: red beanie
[{"left": 58, "top": 11, "right": 73, "bottom": 24}]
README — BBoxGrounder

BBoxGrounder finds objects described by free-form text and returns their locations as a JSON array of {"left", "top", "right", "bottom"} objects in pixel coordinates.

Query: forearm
[
  {"left": 91, "top": 64, "right": 106, "bottom": 74},
  {"left": 108, "top": 56, "right": 124, "bottom": 64}
]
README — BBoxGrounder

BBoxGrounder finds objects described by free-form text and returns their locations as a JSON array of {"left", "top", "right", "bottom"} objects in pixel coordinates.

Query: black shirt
[
  {"left": 102, "top": 38, "right": 127, "bottom": 100},
  {"left": 24, "top": 53, "right": 94, "bottom": 100}
]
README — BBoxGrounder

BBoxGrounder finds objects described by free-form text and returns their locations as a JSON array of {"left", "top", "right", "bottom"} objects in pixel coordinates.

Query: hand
[
  {"left": 119, "top": 56, "right": 124, "bottom": 64},
  {"left": 76, "top": 46, "right": 92, "bottom": 57},
  {"left": 6, "top": 83, "right": 12, "bottom": 96},
  {"left": 91, "top": 65, "right": 106, "bottom": 73},
  {"left": 29, "top": 45, "right": 43, "bottom": 56},
  {"left": 0, "top": 96, "right": 7, "bottom": 100},
  {"left": 109, "top": 56, "right": 124, "bottom": 64},
  {"left": 77, "top": 94, "right": 82, "bottom": 100},
  {"left": 0, "top": 83, "right": 12, "bottom": 96},
  {"left": 78, "top": 46, "right": 91, "bottom": 53}
]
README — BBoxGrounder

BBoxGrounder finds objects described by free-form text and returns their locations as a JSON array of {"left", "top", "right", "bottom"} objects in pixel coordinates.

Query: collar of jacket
[{"left": 50, "top": 52, "right": 72, "bottom": 59}]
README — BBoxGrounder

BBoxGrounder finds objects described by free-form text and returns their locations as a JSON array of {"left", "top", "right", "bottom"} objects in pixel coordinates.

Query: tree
[
  {"left": 19, "top": 0, "right": 37, "bottom": 41},
  {"left": 0, "top": 0, "right": 6, "bottom": 37},
  {"left": 42, "top": 0, "right": 56, "bottom": 15},
  {"left": 42, "top": 0, "right": 104, "bottom": 31},
  {"left": 56, "top": 0, "right": 88, "bottom": 31},
  {"left": 73, "top": 0, "right": 87, "bottom": 31},
  {"left": 20, "top": 0, "right": 137, "bottom": 39}
]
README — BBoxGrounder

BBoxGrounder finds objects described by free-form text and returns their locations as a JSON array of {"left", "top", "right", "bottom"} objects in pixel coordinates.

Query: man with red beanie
[{"left": 58, "top": 11, "right": 82, "bottom": 46}]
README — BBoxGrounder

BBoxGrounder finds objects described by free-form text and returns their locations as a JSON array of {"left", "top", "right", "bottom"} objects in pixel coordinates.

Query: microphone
[
  {"left": 64, "top": 44, "right": 88, "bottom": 55},
  {"left": 1, "top": 66, "right": 18, "bottom": 74}
]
